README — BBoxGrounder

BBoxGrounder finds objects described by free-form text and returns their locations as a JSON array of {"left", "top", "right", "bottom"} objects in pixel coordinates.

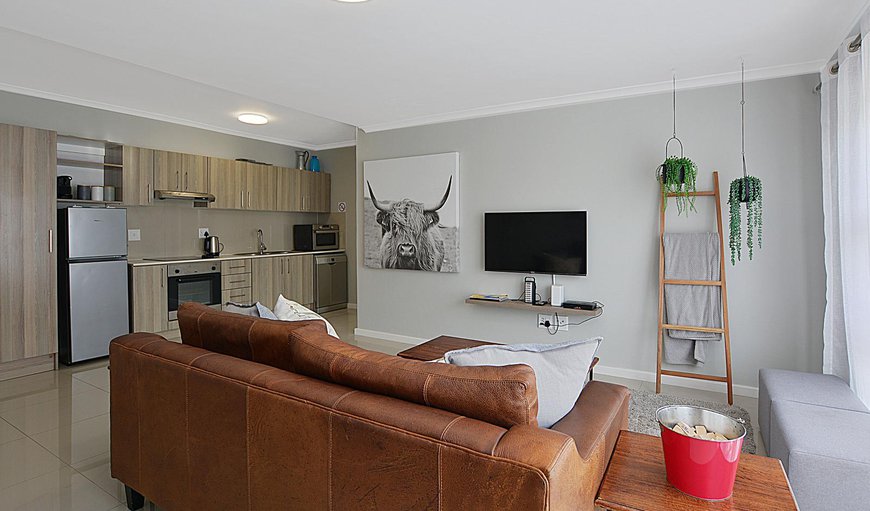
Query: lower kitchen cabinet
[
  {"left": 130, "top": 265, "right": 168, "bottom": 333},
  {"left": 251, "top": 255, "right": 315, "bottom": 309}
]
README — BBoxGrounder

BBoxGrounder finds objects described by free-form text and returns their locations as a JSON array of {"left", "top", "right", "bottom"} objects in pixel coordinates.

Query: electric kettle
[{"left": 203, "top": 234, "right": 224, "bottom": 258}]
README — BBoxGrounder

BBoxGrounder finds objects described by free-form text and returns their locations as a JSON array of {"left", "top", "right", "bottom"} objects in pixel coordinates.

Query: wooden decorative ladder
[{"left": 656, "top": 170, "right": 734, "bottom": 404}]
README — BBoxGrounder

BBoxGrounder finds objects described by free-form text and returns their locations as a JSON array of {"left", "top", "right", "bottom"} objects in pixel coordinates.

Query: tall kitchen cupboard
[{"left": 0, "top": 123, "right": 58, "bottom": 379}]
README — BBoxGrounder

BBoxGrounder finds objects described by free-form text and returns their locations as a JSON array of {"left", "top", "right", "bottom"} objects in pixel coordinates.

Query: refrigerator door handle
[{"left": 49, "top": 229, "right": 52, "bottom": 253}]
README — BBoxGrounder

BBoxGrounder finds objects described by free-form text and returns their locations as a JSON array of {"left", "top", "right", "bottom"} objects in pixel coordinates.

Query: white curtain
[{"left": 822, "top": 12, "right": 870, "bottom": 407}]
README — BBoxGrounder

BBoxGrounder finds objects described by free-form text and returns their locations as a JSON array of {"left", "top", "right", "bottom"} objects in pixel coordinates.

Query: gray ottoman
[
  {"left": 758, "top": 369, "right": 867, "bottom": 445},
  {"left": 769, "top": 400, "right": 870, "bottom": 511}
]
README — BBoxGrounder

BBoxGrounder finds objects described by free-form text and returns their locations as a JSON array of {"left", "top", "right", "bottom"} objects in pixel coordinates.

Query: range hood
[{"left": 153, "top": 190, "right": 215, "bottom": 203}]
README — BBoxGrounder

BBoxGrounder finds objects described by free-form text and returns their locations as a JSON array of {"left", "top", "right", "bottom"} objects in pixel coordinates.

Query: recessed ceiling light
[{"left": 238, "top": 113, "right": 269, "bottom": 125}]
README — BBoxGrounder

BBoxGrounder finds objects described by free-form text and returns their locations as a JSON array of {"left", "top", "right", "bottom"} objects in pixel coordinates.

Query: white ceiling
[{"left": 0, "top": 0, "right": 866, "bottom": 147}]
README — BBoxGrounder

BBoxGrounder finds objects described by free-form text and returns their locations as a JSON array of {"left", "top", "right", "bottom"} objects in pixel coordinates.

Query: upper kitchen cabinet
[
  {"left": 277, "top": 168, "right": 330, "bottom": 213},
  {"left": 112, "top": 146, "right": 154, "bottom": 206},
  {"left": 207, "top": 159, "right": 276, "bottom": 211},
  {"left": 207, "top": 157, "right": 243, "bottom": 209},
  {"left": 154, "top": 150, "right": 207, "bottom": 193},
  {"left": 245, "top": 163, "right": 277, "bottom": 211},
  {"left": 0, "top": 124, "right": 57, "bottom": 369}
]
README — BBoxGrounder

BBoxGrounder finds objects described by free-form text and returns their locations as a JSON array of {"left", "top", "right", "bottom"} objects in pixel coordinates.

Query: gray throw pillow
[
  {"left": 444, "top": 337, "right": 602, "bottom": 428},
  {"left": 224, "top": 302, "right": 260, "bottom": 317}
]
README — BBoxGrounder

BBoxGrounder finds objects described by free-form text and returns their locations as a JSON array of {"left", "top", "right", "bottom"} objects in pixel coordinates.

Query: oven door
[
  {"left": 313, "top": 230, "right": 339, "bottom": 250},
  {"left": 167, "top": 272, "right": 221, "bottom": 320}
]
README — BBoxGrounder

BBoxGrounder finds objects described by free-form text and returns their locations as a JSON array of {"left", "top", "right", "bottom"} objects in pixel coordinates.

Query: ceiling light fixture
[
  {"left": 237, "top": 113, "right": 269, "bottom": 125},
  {"left": 334, "top": 0, "right": 370, "bottom": 3}
]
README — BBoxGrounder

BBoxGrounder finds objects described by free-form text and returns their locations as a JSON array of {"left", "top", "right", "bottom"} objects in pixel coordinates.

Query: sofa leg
[{"left": 124, "top": 485, "right": 145, "bottom": 510}]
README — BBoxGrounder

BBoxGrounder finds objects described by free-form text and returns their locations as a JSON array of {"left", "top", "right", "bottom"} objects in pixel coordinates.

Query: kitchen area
[{"left": 0, "top": 123, "right": 352, "bottom": 381}]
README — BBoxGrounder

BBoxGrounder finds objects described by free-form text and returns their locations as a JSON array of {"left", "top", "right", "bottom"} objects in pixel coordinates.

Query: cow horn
[
  {"left": 424, "top": 176, "right": 452, "bottom": 213},
  {"left": 367, "top": 181, "right": 389, "bottom": 212}
]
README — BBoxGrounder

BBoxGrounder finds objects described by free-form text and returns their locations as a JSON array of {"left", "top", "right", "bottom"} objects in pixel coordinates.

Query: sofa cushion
[
  {"left": 768, "top": 400, "right": 870, "bottom": 510},
  {"left": 177, "top": 302, "right": 326, "bottom": 372},
  {"left": 444, "top": 337, "right": 601, "bottom": 428},
  {"left": 758, "top": 369, "right": 867, "bottom": 446},
  {"left": 289, "top": 325, "right": 539, "bottom": 429}
]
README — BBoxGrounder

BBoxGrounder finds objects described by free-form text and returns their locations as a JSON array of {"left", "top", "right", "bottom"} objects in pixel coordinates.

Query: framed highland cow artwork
[{"left": 363, "top": 152, "right": 460, "bottom": 272}]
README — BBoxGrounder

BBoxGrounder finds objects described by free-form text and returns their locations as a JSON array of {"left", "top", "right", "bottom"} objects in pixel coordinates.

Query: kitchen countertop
[{"left": 128, "top": 249, "right": 345, "bottom": 267}]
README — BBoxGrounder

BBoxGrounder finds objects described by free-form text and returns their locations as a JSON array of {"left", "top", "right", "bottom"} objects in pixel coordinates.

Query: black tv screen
[{"left": 484, "top": 211, "right": 587, "bottom": 276}]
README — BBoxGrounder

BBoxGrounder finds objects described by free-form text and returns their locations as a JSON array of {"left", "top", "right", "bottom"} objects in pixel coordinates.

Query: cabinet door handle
[
  {"left": 184, "top": 171, "right": 188, "bottom": 191},
  {"left": 146, "top": 183, "right": 151, "bottom": 204},
  {"left": 175, "top": 171, "right": 180, "bottom": 189},
  {"left": 240, "top": 190, "right": 244, "bottom": 209},
  {"left": 161, "top": 267, "right": 165, "bottom": 287},
  {"left": 248, "top": 191, "right": 251, "bottom": 209},
  {"left": 49, "top": 229, "right": 52, "bottom": 253}
]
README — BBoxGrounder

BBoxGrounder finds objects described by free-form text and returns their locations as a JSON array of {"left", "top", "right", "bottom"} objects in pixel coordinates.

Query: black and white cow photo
[{"left": 363, "top": 153, "right": 460, "bottom": 272}]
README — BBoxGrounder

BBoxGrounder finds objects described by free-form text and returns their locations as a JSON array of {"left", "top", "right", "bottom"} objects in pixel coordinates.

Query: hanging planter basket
[
  {"left": 728, "top": 62, "right": 764, "bottom": 265},
  {"left": 655, "top": 75, "right": 699, "bottom": 216},
  {"left": 657, "top": 155, "right": 698, "bottom": 215},
  {"left": 728, "top": 176, "right": 762, "bottom": 264}
]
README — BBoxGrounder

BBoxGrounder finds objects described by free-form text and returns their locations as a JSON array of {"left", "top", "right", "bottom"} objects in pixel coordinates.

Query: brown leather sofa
[{"left": 110, "top": 302, "right": 630, "bottom": 511}]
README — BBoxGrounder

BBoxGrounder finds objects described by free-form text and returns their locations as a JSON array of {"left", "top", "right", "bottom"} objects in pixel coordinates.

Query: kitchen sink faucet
[{"left": 257, "top": 229, "right": 267, "bottom": 255}]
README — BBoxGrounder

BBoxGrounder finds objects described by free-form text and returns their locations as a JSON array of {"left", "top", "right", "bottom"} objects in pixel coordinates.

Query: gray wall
[
  {"left": 316, "top": 145, "right": 358, "bottom": 304},
  {"left": 356, "top": 74, "right": 824, "bottom": 390}
]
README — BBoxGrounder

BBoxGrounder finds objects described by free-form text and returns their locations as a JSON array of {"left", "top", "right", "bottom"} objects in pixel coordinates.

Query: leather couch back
[
  {"left": 177, "top": 302, "right": 325, "bottom": 372},
  {"left": 290, "top": 325, "right": 539, "bottom": 429},
  {"left": 110, "top": 334, "right": 583, "bottom": 511}
]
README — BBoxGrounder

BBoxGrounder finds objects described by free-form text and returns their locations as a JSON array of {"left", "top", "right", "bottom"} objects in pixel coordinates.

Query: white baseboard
[
  {"left": 353, "top": 328, "right": 424, "bottom": 346},
  {"left": 595, "top": 364, "right": 759, "bottom": 399},
  {"left": 353, "top": 328, "right": 759, "bottom": 398}
]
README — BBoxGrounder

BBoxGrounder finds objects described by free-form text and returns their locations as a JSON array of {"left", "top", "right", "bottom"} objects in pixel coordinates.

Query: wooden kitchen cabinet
[
  {"left": 245, "top": 163, "right": 277, "bottom": 211},
  {"left": 251, "top": 255, "right": 315, "bottom": 309},
  {"left": 207, "top": 157, "right": 243, "bottom": 209},
  {"left": 0, "top": 124, "right": 57, "bottom": 368},
  {"left": 277, "top": 168, "right": 330, "bottom": 213},
  {"left": 287, "top": 254, "right": 315, "bottom": 307},
  {"left": 251, "top": 257, "right": 278, "bottom": 306},
  {"left": 130, "top": 265, "right": 168, "bottom": 333},
  {"left": 120, "top": 146, "right": 155, "bottom": 206},
  {"left": 154, "top": 150, "right": 208, "bottom": 193}
]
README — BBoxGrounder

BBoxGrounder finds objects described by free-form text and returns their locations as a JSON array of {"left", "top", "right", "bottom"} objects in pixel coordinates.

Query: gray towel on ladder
[{"left": 663, "top": 232, "right": 722, "bottom": 365}]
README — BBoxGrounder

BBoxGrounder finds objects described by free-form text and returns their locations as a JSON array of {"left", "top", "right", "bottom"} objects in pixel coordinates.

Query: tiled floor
[{"left": 0, "top": 308, "right": 763, "bottom": 510}]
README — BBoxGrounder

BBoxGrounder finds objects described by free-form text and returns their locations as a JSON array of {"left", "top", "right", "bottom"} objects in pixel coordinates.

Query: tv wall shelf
[{"left": 464, "top": 298, "right": 600, "bottom": 316}]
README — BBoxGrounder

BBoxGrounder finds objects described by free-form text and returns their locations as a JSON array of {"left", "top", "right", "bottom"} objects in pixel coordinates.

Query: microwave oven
[{"left": 294, "top": 224, "right": 339, "bottom": 251}]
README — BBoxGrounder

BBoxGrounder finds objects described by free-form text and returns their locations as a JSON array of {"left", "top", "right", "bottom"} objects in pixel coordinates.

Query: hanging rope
[{"left": 740, "top": 60, "right": 748, "bottom": 179}]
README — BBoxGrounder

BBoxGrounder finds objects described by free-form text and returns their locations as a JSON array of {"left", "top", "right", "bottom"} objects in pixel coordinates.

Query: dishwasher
[{"left": 315, "top": 253, "right": 348, "bottom": 313}]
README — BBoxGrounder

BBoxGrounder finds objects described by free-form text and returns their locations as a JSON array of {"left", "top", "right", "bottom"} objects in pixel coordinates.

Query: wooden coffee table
[
  {"left": 397, "top": 335, "right": 599, "bottom": 379},
  {"left": 595, "top": 431, "right": 797, "bottom": 511}
]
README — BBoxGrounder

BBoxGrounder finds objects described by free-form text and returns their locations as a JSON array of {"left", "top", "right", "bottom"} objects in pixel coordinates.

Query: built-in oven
[
  {"left": 293, "top": 224, "right": 340, "bottom": 252},
  {"left": 167, "top": 261, "right": 221, "bottom": 321}
]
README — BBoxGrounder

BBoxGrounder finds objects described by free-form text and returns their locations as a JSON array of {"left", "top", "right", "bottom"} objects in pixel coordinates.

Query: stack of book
[{"left": 468, "top": 294, "right": 510, "bottom": 302}]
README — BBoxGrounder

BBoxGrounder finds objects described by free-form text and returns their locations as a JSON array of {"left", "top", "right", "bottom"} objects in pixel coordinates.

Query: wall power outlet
[
  {"left": 198, "top": 228, "right": 210, "bottom": 239},
  {"left": 537, "top": 313, "right": 569, "bottom": 331}
]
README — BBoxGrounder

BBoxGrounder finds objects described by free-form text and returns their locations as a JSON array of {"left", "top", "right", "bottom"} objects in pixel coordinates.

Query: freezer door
[
  {"left": 68, "top": 259, "right": 130, "bottom": 362},
  {"left": 67, "top": 207, "right": 127, "bottom": 259}
]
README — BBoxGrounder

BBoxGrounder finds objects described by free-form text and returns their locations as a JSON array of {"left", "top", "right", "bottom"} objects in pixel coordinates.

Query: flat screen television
[{"left": 484, "top": 211, "right": 587, "bottom": 276}]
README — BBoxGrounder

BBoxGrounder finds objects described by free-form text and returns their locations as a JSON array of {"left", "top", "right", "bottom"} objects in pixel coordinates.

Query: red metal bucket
[{"left": 656, "top": 405, "right": 747, "bottom": 500}]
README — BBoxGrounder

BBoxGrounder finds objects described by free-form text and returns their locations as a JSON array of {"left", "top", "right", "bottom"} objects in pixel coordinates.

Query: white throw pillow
[
  {"left": 273, "top": 294, "right": 339, "bottom": 338},
  {"left": 444, "top": 337, "right": 602, "bottom": 428},
  {"left": 255, "top": 302, "right": 279, "bottom": 320}
]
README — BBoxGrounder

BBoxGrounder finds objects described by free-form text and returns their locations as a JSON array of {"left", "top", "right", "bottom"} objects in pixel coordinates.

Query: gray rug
[{"left": 627, "top": 388, "right": 756, "bottom": 454}]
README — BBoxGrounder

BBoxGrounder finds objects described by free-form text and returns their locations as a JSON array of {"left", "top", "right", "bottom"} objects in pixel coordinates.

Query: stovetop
[{"left": 141, "top": 255, "right": 212, "bottom": 262}]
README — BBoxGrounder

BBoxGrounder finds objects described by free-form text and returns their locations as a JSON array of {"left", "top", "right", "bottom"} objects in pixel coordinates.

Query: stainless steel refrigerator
[{"left": 57, "top": 207, "right": 129, "bottom": 365}]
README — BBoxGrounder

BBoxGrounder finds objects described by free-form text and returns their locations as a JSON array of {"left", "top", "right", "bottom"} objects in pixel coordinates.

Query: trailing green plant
[
  {"left": 658, "top": 156, "right": 698, "bottom": 215},
  {"left": 728, "top": 176, "right": 763, "bottom": 264}
]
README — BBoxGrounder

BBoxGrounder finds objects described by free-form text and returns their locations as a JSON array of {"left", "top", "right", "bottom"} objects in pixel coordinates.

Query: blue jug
[{"left": 308, "top": 155, "right": 321, "bottom": 172}]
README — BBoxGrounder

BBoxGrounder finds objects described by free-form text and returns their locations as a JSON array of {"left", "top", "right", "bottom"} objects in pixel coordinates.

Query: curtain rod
[{"left": 814, "top": 33, "right": 862, "bottom": 93}]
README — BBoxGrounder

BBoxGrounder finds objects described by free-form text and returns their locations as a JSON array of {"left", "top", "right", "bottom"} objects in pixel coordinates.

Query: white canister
[{"left": 91, "top": 186, "right": 104, "bottom": 202}]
